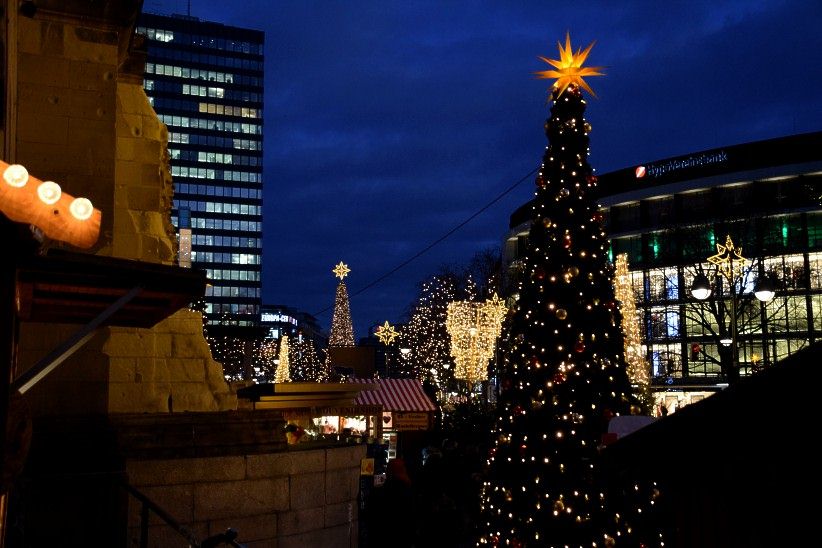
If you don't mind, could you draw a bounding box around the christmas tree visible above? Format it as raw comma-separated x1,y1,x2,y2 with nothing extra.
478,34,654,546
614,253,653,413
274,335,291,383
329,261,355,347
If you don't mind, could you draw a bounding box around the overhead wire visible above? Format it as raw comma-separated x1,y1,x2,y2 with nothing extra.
313,164,539,317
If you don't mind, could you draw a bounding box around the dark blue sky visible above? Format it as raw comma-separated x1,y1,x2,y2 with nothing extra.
148,0,822,337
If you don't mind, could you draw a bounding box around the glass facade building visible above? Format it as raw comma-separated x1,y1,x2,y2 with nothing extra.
505,132,822,411
137,13,264,325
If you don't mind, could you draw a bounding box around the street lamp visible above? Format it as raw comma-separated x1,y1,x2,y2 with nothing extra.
690,235,775,384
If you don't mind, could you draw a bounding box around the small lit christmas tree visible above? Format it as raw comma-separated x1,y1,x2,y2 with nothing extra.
291,338,322,381
478,34,657,546
614,253,653,413
328,261,355,347
274,335,291,383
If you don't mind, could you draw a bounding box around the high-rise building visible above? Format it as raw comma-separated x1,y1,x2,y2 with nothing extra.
137,13,264,325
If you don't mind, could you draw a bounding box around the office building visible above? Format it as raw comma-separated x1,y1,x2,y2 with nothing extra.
137,13,264,325
506,132,822,409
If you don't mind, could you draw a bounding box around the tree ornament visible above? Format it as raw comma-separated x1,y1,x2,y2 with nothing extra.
574,340,586,353
529,356,541,368
555,308,568,320
604,535,616,548
553,499,565,513
584,121,592,133
542,217,552,228
553,372,566,384
592,211,604,223
534,267,546,280
563,234,572,249
536,174,547,188
559,187,570,198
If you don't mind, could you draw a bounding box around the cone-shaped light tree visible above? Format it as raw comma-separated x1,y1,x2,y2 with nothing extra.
274,335,291,383
329,261,355,347
478,34,655,546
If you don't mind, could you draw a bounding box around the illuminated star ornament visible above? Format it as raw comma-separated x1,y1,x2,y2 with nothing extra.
535,32,604,97
374,321,399,345
332,261,351,280
708,235,747,278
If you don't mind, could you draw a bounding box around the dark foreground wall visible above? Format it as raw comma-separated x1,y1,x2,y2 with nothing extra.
602,342,821,548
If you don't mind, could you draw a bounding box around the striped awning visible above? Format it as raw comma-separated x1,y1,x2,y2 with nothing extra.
349,378,437,412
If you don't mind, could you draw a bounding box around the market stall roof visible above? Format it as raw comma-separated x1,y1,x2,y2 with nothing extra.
236,382,378,410
349,378,437,412
15,250,207,328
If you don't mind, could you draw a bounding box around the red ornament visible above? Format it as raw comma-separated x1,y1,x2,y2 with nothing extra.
529,356,540,368
586,174,598,184
563,235,572,249
553,372,566,384
574,340,585,353
513,405,524,415
534,267,545,280
535,174,546,188
592,212,604,223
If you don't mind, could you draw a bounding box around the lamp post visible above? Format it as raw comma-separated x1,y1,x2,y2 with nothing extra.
690,235,774,384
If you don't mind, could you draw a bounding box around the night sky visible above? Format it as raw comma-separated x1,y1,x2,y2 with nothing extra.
147,0,822,337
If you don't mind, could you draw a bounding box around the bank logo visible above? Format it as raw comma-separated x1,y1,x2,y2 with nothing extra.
635,165,646,178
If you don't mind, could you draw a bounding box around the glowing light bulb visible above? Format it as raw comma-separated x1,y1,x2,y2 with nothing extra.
3,164,29,187
69,197,94,220
37,181,61,204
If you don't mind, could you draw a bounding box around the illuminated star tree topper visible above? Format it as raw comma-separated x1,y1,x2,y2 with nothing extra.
374,321,399,345
535,32,604,97
332,261,351,280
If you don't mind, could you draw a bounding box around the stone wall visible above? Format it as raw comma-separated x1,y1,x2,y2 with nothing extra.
11,1,235,415
126,444,366,548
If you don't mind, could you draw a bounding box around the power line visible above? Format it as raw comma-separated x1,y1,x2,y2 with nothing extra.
313,165,538,317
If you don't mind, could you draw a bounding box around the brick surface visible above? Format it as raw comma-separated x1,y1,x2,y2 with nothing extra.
193,478,289,521
289,472,325,510
325,467,358,505
324,501,355,528
128,456,247,486
207,513,277,543
326,444,367,470
276,507,324,537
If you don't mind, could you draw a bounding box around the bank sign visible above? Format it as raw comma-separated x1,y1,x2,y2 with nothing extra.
635,150,729,179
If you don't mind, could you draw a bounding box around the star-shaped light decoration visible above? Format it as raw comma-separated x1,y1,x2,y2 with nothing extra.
535,32,604,98
332,261,351,280
708,235,747,279
374,321,399,345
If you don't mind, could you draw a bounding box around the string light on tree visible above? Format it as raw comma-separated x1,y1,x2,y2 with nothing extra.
477,34,661,547
274,335,291,383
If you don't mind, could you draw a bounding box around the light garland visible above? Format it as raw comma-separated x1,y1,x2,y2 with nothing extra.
446,294,507,382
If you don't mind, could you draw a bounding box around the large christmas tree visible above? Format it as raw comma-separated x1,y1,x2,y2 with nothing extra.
478,35,650,547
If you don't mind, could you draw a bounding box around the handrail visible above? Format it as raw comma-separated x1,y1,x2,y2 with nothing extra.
122,482,201,547
122,482,245,547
